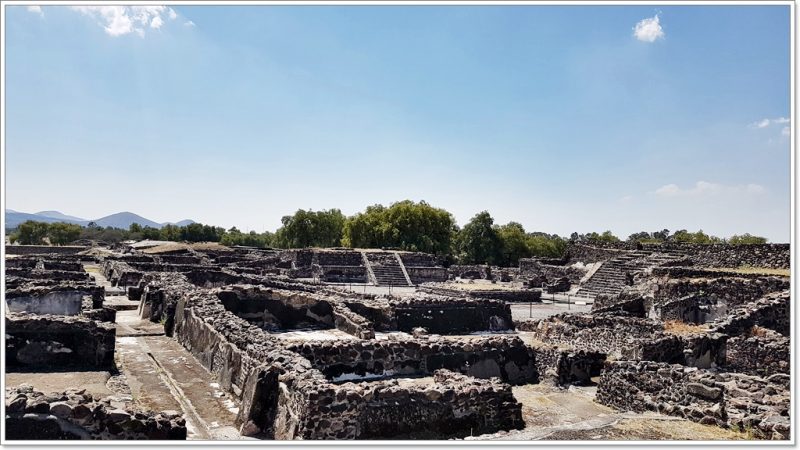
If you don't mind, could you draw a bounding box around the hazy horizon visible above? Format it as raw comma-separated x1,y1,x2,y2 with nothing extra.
5,5,792,242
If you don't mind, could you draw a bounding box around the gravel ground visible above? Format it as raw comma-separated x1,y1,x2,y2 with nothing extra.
510,302,591,321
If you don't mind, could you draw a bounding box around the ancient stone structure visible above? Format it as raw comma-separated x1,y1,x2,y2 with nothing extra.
597,361,789,439
4,240,791,441
5,385,187,440
6,313,115,369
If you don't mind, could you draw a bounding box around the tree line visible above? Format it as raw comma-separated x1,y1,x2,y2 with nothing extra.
7,199,769,266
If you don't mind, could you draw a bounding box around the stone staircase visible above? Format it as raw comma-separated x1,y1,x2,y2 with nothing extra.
575,250,682,299
362,252,412,286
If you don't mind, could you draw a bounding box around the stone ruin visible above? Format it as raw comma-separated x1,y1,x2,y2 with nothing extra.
3,250,189,440
3,240,792,441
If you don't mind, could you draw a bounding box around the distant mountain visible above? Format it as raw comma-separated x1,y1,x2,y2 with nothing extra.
162,219,196,227
35,211,88,223
93,212,162,229
5,210,197,230
6,211,73,228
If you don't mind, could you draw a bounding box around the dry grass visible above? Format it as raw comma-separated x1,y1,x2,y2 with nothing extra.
709,267,790,277
141,241,230,254
663,320,708,336
748,325,772,338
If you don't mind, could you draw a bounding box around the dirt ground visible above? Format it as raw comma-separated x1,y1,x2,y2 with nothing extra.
474,384,747,441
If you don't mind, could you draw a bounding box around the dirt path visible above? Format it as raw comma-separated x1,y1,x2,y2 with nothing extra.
114,310,247,440
473,384,746,441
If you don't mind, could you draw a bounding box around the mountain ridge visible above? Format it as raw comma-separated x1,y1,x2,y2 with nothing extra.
5,210,195,230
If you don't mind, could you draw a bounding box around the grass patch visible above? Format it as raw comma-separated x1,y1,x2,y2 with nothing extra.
708,267,790,277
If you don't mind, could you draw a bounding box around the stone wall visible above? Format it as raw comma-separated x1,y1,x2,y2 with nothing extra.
314,251,363,266
725,328,789,376
6,313,115,369
645,243,789,269
448,265,490,280
101,260,143,287
5,283,105,316
316,266,368,283
172,290,527,439
656,295,708,324
518,260,587,285
710,291,789,337
399,252,442,267
391,296,514,334
530,343,606,386
565,244,630,264
516,314,671,360
321,369,524,439
597,361,789,439
405,267,449,284
285,335,537,386
655,277,790,311
5,385,186,440
5,245,88,255
6,267,92,282
417,284,542,304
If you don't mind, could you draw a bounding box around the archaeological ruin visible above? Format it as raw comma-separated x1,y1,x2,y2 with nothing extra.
3,240,792,441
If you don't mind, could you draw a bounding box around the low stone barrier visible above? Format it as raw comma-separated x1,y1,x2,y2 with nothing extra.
6,313,115,369
597,361,789,439
5,385,187,440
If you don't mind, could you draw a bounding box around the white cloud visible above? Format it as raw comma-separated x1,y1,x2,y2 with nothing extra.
653,181,767,198
27,5,43,16
184,20,196,27
782,126,790,137
751,117,790,129
633,14,664,42
70,6,183,37
752,118,771,128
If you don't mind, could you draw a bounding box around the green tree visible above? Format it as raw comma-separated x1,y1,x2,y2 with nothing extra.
527,233,568,259
274,209,346,248
14,221,50,245
141,226,161,240
671,229,723,244
728,233,768,245
496,222,532,266
129,223,143,233
342,200,456,254
160,224,181,241
455,211,502,265
47,222,82,245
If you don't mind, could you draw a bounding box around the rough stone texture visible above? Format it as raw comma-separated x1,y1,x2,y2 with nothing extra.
6,267,92,282
101,260,143,287
591,292,647,318
6,313,115,369
725,328,789,377
654,277,789,311
710,291,789,337
448,265,491,280
529,343,605,386
597,361,789,440
516,314,677,361
171,288,530,439
286,335,537,385
6,245,88,255
518,259,587,286
5,385,187,440
391,296,514,334
418,284,541,304
565,242,789,270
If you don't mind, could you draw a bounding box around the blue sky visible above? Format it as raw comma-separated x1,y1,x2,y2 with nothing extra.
5,4,792,241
